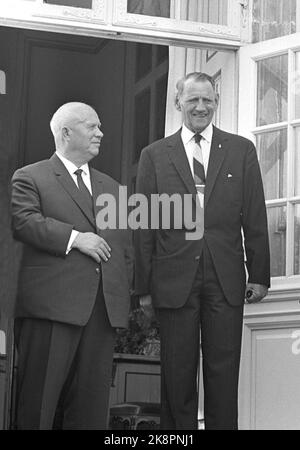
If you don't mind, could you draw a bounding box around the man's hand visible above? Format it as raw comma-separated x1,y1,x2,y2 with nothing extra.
139,294,155,320
72,232,111,263
245,283,268,304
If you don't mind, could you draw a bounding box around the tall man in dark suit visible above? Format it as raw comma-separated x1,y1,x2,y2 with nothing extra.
135,73,270,430
11,102,133,429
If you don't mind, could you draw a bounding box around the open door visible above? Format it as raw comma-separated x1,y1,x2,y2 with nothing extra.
238,33,300,430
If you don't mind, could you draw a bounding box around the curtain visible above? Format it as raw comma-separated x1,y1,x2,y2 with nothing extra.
44,0,93,8
127,0,170,18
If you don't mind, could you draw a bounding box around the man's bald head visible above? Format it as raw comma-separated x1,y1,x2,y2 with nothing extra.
50,102,97,143
50,102,103,167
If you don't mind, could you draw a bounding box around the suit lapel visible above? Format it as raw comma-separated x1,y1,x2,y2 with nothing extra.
166,130,197,196
205,126,228,207
50,153,95,227
90,167,103,212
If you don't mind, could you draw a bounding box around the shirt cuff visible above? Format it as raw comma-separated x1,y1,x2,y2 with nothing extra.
66,230,79,255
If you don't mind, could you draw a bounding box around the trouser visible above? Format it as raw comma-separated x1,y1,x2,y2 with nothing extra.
156,244,244,430
14,285,115,430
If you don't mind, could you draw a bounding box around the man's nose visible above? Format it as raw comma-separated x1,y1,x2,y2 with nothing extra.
195,99,206,110
96,128,104,138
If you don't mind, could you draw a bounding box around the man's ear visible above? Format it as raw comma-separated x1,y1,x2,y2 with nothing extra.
175,95,181,111
62,126,71,140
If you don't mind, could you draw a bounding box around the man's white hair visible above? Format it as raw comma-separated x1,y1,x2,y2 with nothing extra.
50,102,95,143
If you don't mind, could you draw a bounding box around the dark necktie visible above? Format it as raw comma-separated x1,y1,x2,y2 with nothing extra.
74,168,93,212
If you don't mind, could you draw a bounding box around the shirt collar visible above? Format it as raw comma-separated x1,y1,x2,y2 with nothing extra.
201,123,213,144
56,152,90,177
181,123,213,145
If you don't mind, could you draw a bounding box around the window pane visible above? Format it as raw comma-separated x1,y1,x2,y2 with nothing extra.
180,0,227,25
252,0,296,43
136,44,152,82
155,73,168,141
267,206,286,277
156,45,168,66
133,88,150,163
127,0,170,18
295,53,300,119
257,55,288,126
257,129,287,200
294,204,300,275
294,128,300,196
44,0,92,7
0,71,6,95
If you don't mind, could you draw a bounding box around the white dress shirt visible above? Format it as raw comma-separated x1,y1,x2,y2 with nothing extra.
180,122,213,177
56,152,92,194
55,152,93,253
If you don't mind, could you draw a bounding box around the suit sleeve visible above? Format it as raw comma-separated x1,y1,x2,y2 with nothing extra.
11,168,73,256
121,226,134,295
242,141,270,287
134,148,156,296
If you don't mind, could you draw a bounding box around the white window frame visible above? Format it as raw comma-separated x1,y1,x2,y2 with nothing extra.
0,0,107,24
0,330,5,355
0,0,247,50
34,0,106,23
113,0,242,41
0,70,6,94
239,33,300,298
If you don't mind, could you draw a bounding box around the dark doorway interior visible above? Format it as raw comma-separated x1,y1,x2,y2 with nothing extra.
0,25,168,429
1,27,168,181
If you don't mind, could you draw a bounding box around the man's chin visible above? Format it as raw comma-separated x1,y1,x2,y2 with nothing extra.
88,148,100,159
193,122,208,132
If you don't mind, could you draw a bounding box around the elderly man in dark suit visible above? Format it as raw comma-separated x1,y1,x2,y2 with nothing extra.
11,102,133,430
135,72,270,430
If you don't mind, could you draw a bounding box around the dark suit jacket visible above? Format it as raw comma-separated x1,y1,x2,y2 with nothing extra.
11,154,133,328
135,126,270,308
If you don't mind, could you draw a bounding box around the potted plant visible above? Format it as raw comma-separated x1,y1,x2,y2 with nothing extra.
110,301,161,407
114,305,160,357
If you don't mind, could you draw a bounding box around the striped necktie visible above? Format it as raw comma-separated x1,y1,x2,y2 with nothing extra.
193,133,205,191
193,133,205,239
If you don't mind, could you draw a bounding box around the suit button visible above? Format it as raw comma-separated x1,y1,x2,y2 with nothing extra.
195,256,200,261
96,267,100,274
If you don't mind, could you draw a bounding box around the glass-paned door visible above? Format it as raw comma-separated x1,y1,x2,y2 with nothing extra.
239,34,300,432
121,42,169,190
239,33,300,290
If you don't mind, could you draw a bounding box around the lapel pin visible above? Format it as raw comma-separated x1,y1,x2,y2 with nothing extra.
218,144,222,149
